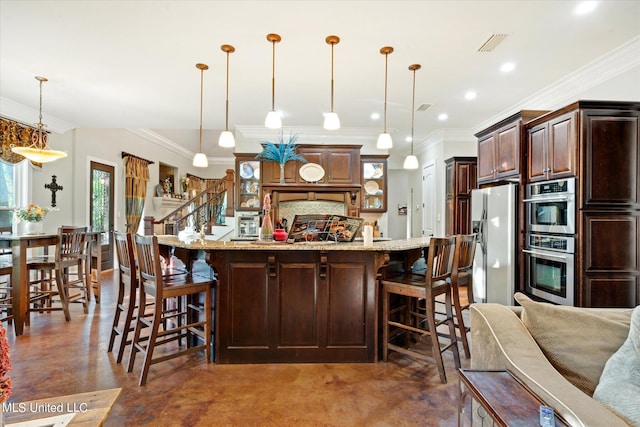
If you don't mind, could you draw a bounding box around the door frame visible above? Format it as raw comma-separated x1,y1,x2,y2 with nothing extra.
87,157,118,270
421,160,436,238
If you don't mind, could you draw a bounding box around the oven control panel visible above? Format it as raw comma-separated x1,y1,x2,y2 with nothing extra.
526,234,574,253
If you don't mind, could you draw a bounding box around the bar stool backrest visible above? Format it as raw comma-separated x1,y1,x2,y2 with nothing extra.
427,236,457,284
133,234,164,299
114,232,136,281
454,233,477,274
57,226,87,264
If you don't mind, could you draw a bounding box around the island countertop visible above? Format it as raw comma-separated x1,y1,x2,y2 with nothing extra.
156,235,431,252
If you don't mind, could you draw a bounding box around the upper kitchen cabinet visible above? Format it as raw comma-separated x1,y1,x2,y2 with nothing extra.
527,110,578,182
234,153,261,211
361,155,388,212
476,110,548,185
445,157,477,235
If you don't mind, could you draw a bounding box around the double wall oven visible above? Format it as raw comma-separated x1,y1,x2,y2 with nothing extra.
523,178,576,305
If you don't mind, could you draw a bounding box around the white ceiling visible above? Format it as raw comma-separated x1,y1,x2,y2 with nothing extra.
1,0,639,160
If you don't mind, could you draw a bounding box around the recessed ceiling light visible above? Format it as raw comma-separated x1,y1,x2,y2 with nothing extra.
500,62,516,73
370,112,380,120
465,91,477,100
575,1,597,15
405,136,412,143
438,113,448,121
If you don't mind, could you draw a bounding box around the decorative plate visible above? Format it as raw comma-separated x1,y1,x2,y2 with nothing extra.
372,166,383,178
253,167,260,180
299,163,325,182
363,163,374,179
240,163,254,179
364,180,380,195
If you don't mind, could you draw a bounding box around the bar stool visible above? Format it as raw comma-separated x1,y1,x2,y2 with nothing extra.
127,234,213,386
449,233,478,359
381,236,460,384
26,226,88,322
108,232,140,363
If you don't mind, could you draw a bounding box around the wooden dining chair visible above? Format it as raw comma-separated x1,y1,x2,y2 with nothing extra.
127,234,213,386
108,232,140,363
0,257,13,324
26,226,88,322
381,236,460,384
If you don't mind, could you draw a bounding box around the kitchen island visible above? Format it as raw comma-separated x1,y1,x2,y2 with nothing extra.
157,235,430,364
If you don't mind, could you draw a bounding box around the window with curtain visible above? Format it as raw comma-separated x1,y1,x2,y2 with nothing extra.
0,160,30,232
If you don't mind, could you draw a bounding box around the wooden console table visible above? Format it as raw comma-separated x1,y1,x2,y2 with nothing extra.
4,388,121,426
458,369,568,426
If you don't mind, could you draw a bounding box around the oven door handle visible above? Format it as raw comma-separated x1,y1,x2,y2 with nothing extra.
523,249,568,259
522,196,569,203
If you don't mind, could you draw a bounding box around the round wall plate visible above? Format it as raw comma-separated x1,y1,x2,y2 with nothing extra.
299,163,325,182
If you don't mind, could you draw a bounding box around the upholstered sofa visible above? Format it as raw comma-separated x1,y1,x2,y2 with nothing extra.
470,293,639,427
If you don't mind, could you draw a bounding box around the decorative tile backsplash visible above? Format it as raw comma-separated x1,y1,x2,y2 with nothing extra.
278,201,345,229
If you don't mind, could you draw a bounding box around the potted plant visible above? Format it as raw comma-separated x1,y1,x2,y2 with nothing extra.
15,203,53,235
256,131,306,184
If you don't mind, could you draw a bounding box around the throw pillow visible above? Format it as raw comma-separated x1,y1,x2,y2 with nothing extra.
514,292,630,396
593,306,640,426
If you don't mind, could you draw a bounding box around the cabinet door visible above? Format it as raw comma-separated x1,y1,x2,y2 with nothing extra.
548,111,577,179
361,157,387,212
477,135,496,183
296,148,326,183
527,124,548,182
495,123,520,179
456,197,472,235
456,162,476,196
327,149,359,184
236,157,261,211
261,160,297,185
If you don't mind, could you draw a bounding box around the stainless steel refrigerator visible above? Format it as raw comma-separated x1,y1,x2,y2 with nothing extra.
471,183,517,305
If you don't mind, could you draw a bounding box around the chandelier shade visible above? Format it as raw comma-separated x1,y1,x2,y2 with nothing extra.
219,44,236,148
377,46,394,149
193,63,209,168
265,33,282,129
403,64,421,170
11,76,67,163
323,35,341,130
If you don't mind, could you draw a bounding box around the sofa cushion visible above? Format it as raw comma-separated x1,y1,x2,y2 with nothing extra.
593,306,640,426
514,293,630,396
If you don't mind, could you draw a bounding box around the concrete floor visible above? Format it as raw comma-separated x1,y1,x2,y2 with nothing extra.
6,270,470,426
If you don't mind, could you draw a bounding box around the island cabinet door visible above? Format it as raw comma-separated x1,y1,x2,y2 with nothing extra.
214,250,378,363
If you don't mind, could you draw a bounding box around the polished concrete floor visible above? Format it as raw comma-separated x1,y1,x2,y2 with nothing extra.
7,270,470,426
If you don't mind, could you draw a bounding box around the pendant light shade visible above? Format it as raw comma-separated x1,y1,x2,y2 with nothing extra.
11,76,67,163
265,33,282,129
377,46,394,149
323,35,341,130
403,64,421,170
218,44,236,148
193,63,209,168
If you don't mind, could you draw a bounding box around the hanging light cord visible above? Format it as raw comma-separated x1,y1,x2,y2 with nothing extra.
410,67,416,154
271,39,276,111
36,77,47,148
330,41,335,112
225,50,230,130
383,52,389,133
199,67,204,152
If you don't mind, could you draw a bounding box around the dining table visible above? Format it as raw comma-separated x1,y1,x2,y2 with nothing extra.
0,230,103,336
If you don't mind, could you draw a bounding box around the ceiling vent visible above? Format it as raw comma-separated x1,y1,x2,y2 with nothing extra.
477,34,508,52
416,103,432,112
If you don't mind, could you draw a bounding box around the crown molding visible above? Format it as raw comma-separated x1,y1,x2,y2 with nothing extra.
473,36,640,134
0,96,78,133
235,125,385,143
125,128,231,165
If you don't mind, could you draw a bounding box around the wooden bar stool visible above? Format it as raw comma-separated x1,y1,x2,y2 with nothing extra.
127,234,213,386
381,236,460,384
108,232,140,363
26,226,89,322
0,258,13,324
449,233,478,359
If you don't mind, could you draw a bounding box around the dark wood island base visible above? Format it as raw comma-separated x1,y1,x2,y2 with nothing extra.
157,236,429,364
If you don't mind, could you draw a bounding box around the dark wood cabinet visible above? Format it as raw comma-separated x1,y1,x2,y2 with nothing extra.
361,155,388,212
445,157,477,235
234,153,261,211
527,111,577,182
476,111,548,185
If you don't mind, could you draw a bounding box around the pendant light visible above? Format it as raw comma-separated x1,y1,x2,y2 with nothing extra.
11,76,68,163
403,64,420,170
193,63,209,168
218,44,236,148
323,35,340,130
376,46,394,149
265,33,282,129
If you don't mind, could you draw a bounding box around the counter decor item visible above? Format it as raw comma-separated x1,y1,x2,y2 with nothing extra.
255,131,306,184
260,193,274,241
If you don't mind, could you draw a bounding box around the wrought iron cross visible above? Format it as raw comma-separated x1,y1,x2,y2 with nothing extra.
45,175,63,207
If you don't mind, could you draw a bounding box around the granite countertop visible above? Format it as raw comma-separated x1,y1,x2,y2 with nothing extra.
156,235,431,252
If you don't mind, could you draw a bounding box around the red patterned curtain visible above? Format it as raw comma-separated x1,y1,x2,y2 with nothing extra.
0,118,43,166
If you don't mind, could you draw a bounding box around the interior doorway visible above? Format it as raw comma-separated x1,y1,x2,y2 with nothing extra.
90,161,114,271
422,161,436,237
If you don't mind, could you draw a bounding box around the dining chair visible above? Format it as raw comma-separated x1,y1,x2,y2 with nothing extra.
381,236,460,384
26,226,88,322
0,257,13,324
127,234,213,386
